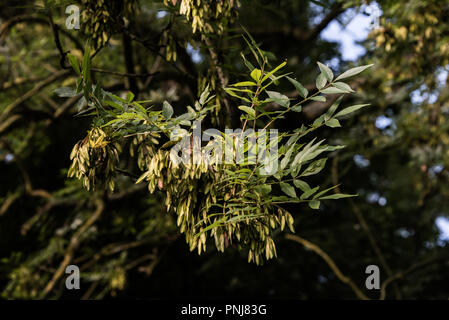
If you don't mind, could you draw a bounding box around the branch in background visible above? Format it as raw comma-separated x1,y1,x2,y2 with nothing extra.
0,69,71,123
380,255,449,300
204,37,238,128
0,114,22,134
248,3,344,42
122,31,138,94
1,75,47,90
46,5,70,70
0,15,46,41
107,184,146,201
286,233,369,300
128,29,196,91
53,94,82,118
40,198,105,299
0,191,22,216
304,3,344,41
142,42,165,91
91,67,159,78
332,156,402,300
0,139,52,200
21,197,80,235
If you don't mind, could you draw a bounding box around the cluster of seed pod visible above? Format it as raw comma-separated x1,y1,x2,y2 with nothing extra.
68,128,121,191
133,132,296,264
77,0,137,48
164,0,238,34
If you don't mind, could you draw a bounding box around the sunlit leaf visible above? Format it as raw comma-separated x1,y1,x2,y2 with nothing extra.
335,64,374,81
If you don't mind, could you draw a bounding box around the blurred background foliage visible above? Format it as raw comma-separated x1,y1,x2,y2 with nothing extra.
0,0,448,299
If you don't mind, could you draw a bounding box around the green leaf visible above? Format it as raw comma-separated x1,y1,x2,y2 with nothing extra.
225,87,252,94
280,182,297,198
292,138,324,168
286,76,308,98
326,145,345,151
317,62,333,82
255,184,272,196
325,118,341,128
310,96,326,102
224,88,251,103
126,91,135,102
332,82,354,93
67,53,80,75
316,73,327,90
75,96,87,112
324,96,343,119
321,87,348,94
199,86,210,105
313,185,340,199
293,179,311,193
266,91,290,107
162,101,174,119
261,61,287,82
305,146,327,162
54,87,76,97
301,158,327,176
335,64,374,81
300,186,319,199
291,105,302,112
104,100,123,110
241,52,255,71
319,193,357,200
308,200,320,209
312,114,325,127
334,104,370,118
230,81,257,87
238,105,256,118
250,68,262,82
280,144,295,170
82,43,91,84
187,105,196,117
101,118,124,127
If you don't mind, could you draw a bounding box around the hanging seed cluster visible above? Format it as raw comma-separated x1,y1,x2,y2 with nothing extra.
132,132,295,264
68,128,121,191
165,0,238,34
65,42,370,265
77,0,137,48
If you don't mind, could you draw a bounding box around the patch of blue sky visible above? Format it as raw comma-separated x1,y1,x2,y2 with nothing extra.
353,154,370,168
410,67,448,105
366,192,387,206
157,10,168,19
186,43,203,64
320,2,382,61
375,115,393,130
436,216,449,244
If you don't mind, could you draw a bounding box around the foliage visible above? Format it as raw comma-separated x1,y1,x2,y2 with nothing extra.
65,38,371,264
1,0,448,300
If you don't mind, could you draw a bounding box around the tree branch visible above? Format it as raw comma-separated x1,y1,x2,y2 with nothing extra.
0,69,71,123
380,255,449,300
332,156,402,299
304,3,344,41
40,198,105,299
286,233,369,300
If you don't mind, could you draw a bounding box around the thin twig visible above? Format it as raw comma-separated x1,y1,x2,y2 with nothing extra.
40,198,105,299
286,233,369,300
91,67,159,78
331,156,402,299
0,69,71,123
380,255,449,300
